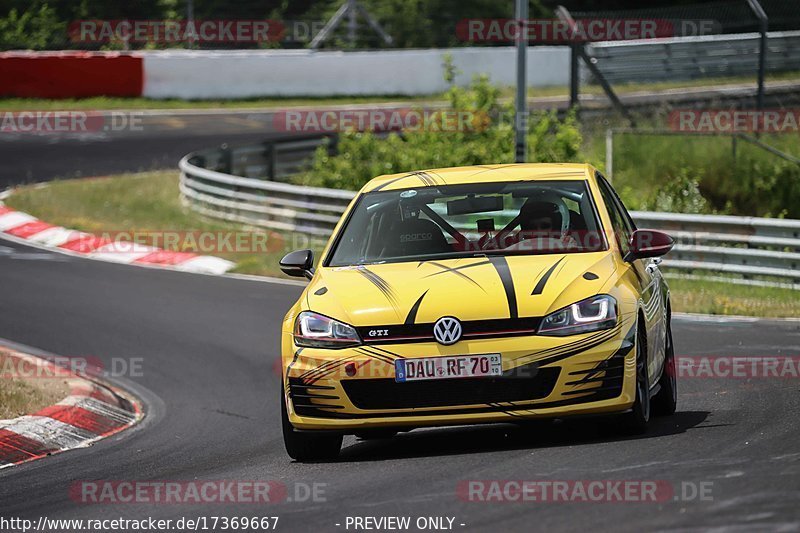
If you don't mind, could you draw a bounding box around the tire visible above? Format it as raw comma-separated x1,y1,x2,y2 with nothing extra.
620,320,650,434
652,310,677,416
281,385,342,462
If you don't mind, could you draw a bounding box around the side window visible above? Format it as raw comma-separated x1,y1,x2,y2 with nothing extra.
597,176,632,255
600,175,637,233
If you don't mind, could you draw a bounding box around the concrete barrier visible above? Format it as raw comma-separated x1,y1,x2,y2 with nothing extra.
141,47,570,99
0,51,143,98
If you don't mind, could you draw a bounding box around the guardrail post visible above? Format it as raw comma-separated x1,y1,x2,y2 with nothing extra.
220,144,232,174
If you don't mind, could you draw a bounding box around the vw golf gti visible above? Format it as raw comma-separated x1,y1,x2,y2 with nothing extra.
279,163,677,461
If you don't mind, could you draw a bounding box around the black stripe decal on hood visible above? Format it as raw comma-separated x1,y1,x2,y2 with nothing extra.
531,325,622,368
489,256,518,319
357,267,398,306
405,290,429,325
425,259,491,276
424,261,488,291
532,256,565,295
573,322,636,385
355,347,396,364
371,175,409,192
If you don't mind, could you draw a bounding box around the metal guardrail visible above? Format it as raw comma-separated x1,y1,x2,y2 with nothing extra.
179,138,800,287
179,134,352,236
583,30,800,84
631,211,800,284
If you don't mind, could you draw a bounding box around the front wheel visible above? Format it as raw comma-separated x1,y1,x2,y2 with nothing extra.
652,312,677,416
281,386,342,462
620,322,650,434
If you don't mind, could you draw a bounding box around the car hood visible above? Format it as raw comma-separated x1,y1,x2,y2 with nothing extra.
306,252,617,326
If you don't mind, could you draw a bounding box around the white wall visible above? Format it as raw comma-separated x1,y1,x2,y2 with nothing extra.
142,47,570,99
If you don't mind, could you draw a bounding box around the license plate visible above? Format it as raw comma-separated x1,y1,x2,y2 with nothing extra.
394,354,502,382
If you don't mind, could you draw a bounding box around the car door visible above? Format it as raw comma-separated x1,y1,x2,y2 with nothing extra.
596,174,666,386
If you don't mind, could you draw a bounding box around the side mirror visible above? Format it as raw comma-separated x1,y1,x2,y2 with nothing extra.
280,249,315,280
624,229,674,262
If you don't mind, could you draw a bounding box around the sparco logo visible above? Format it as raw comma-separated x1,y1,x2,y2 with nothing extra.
399,233,432,243
433,317,463,345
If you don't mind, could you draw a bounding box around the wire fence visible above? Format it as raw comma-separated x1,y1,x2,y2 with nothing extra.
5,0,800,51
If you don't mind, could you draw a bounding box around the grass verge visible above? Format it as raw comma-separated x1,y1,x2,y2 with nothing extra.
5,170,799,318
666,277,800,319
0,351,71,420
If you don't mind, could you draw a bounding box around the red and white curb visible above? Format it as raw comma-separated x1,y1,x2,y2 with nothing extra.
0,347,142,469
0,202,234,275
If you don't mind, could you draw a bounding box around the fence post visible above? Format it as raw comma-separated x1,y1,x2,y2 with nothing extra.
327,134,339,156
514,0,528,163
746,0,769,110
556,6,635,127
570,44,580,108
605,128,614,181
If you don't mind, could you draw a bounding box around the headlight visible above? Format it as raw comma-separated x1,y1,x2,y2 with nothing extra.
294,311,361,349
538,295,618,336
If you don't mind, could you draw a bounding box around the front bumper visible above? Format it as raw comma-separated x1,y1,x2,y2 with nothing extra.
283,315,637,431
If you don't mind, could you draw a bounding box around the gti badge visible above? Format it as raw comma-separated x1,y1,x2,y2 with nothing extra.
433,316,462,345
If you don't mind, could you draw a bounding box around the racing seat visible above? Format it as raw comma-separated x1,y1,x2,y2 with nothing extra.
506,197,578,251
381,217,451,257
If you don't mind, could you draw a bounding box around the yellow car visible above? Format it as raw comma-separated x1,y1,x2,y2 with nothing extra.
279,163,676,461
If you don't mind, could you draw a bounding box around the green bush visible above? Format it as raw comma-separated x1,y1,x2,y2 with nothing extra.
609,132,800,218
295,71,798,218
0,4,63,50
295,74,584,191
634,168,712,214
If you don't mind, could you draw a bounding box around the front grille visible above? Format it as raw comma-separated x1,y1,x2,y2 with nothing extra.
342,365,560,410
356,317,541,345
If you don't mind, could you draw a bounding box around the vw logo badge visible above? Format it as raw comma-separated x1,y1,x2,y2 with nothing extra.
433,316,462,345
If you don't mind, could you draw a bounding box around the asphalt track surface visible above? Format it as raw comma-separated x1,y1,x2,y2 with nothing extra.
1,101,800,531
1,237,799,532
0,112,287,187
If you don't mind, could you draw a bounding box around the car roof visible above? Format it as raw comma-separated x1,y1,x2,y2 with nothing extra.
360,163,596,193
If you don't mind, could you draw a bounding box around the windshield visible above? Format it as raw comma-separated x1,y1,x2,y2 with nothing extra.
326,180,606,267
